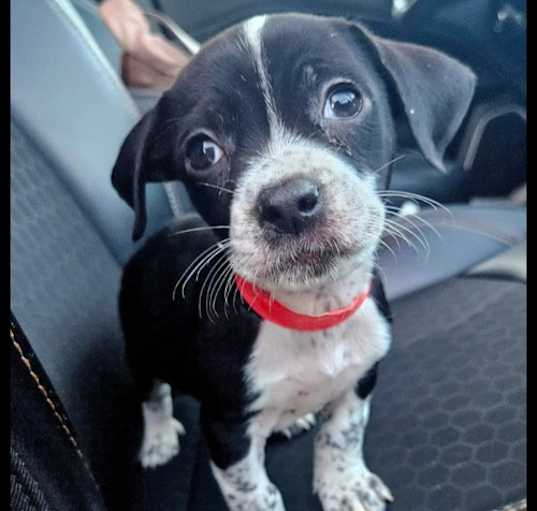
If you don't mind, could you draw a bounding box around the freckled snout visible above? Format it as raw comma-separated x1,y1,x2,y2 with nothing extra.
256,177,323,236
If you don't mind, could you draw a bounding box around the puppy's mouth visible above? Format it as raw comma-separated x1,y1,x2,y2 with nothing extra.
267,246,354,286
230,219,372,292
272,242,344,273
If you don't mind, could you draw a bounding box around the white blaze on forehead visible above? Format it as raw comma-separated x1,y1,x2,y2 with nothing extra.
243,15,281,137
243,15,266,52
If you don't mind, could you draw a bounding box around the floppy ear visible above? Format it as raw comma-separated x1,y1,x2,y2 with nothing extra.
111,105,176,241
355,25,477,171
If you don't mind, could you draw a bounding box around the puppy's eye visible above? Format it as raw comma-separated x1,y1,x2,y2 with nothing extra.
323,85,363,119
186,135,224,171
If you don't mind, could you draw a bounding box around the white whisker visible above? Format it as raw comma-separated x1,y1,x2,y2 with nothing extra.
377,239,398,261
373,154,406,173
177,240,231,300
378,190,453,218
384,218,429,258
198,249,231,321
172,240,223,301
386,210,443,241
167,225,231,238
433,222,516,246
197,182,236,195
208,253,233,319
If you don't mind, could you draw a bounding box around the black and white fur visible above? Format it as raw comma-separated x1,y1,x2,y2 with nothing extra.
112,13,475,511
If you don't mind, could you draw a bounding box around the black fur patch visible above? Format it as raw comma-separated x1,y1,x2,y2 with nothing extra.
201,409,253,469
356,363,379,399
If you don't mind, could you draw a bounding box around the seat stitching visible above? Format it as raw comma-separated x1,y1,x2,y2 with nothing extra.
10,327,101,495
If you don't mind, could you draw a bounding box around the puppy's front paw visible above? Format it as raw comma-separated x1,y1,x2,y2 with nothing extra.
139,417,185,469
225,483,286,511
315,465,393,511
275,413,317,439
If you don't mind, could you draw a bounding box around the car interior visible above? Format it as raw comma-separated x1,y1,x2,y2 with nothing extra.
10,1,526,510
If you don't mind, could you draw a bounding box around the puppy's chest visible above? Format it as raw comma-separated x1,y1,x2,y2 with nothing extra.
245,300,391,434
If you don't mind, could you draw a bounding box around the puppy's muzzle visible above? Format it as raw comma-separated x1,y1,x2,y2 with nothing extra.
256,177,323,236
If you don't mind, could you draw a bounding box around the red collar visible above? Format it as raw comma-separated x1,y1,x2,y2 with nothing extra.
234,274,370,332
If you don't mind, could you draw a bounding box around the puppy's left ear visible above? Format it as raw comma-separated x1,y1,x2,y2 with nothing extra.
355,24,477,171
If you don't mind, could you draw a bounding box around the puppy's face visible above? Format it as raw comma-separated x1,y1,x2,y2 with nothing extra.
112,13,476,292
226,15,395,291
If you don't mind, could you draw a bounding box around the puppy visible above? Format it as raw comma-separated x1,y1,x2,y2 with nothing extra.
111,13,475,511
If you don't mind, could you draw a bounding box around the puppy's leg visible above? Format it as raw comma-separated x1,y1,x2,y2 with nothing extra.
139,379,185,468
314,389,393,511
204,415,285,511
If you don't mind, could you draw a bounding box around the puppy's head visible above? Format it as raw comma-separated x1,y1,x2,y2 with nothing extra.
112,13,476,292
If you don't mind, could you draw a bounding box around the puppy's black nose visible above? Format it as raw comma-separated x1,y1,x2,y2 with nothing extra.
257,177,322,235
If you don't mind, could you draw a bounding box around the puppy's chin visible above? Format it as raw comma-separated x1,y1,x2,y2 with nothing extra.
231,234,379,293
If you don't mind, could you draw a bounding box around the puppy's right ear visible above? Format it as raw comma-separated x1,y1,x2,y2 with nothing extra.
112,106,175,241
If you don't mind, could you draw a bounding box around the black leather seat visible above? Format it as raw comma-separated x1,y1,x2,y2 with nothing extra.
10,1,526,510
